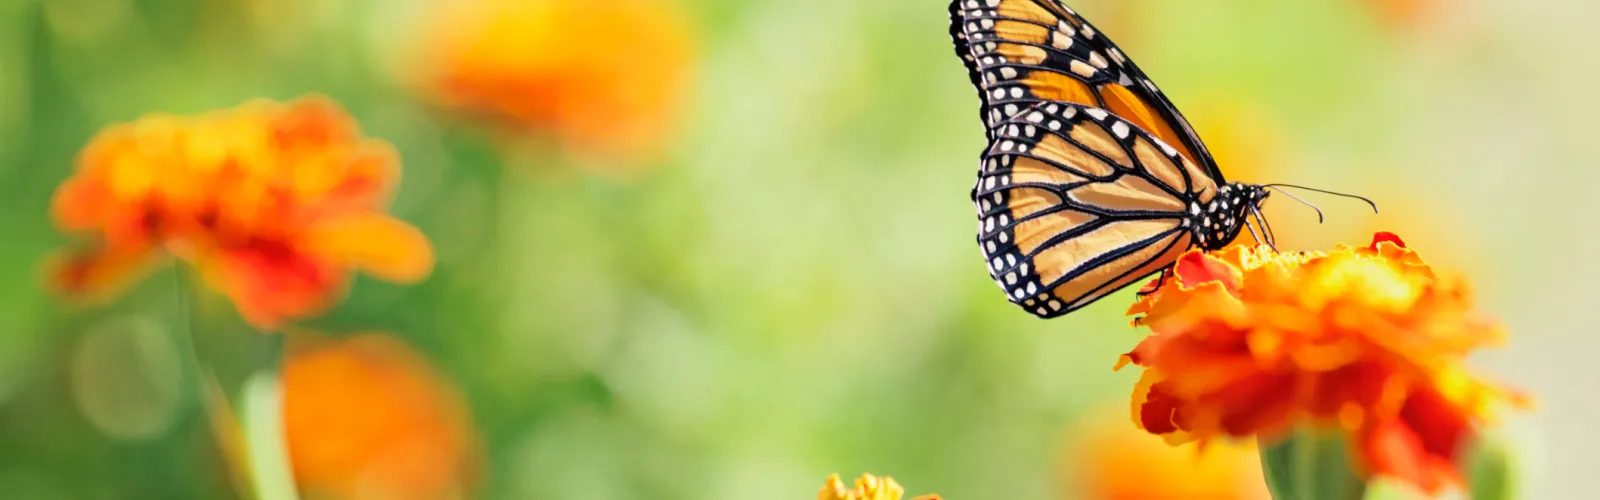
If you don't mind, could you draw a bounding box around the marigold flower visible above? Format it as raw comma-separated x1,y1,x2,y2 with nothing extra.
415,0,694,165
282,332,479,500
819,473,941,500
1117,233,1526,495
1061,403,1270,500
48,96,434,330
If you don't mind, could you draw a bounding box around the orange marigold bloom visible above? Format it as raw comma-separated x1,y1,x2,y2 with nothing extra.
416,0,694,164
819,473,941,500
1117,233,1526,495
283,332,480,500
48,96,434,330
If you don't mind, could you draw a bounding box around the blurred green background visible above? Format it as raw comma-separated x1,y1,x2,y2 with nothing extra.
0,0,1577,498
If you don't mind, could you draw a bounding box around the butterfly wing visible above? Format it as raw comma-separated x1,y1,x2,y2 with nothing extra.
975,101,1215,318
949,0,1223,183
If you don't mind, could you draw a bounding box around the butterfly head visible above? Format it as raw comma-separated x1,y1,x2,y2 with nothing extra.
1190,183,1269,250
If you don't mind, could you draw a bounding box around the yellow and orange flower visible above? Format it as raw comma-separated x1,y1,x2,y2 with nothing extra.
819,473,941,500
1061,403,1270,500
1117,233,1526,494
413,0,695,166
283,332,480,500
48,96,434,330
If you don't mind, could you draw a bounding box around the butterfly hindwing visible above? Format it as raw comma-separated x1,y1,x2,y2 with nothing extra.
973,100,1216,318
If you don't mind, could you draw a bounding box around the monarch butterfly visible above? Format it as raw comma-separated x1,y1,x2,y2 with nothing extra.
948,0,1370,318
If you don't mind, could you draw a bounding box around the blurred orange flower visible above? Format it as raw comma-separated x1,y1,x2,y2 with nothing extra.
1117,233,1526,494
1061,403,1270,500
416,0,695,164
48,96,434,330
1358,0,1433,32
819,473,940,500
283,332,479,500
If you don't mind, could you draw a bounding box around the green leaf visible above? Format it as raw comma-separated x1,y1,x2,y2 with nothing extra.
1362,478,1424,500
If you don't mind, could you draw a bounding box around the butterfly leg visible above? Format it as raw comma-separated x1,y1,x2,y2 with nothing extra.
1137,268,1172,297
1249,205,1278,251
1245,217,1265,245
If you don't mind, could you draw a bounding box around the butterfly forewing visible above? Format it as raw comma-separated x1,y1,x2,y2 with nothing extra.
948,0,1222,181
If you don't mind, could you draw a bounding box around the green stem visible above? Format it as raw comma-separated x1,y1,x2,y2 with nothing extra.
242,372,299,500
171,268,300,500
170,267,206,376
1259,428,1367,500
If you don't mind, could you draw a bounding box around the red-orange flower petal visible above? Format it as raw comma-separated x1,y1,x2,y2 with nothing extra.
1370,231,1407,250
1172,250,1243,291
305,213,435,283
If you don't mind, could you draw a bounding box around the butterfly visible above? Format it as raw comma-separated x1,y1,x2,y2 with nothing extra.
949,0,1364,319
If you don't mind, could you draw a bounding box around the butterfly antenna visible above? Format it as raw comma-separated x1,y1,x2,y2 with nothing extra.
1264,186,1326,224
1263,184,1380,214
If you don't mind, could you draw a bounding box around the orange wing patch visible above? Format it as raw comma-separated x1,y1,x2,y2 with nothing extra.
1011,208,1099,256
993,43,1051,66
1020,71,1097,108
1130,136,1214,199
1132,137,1186,194
1005,186,1068,221
1031,219,1181,285
1029,135,1112,177
1056,231,1191,310
995,0,1059,24
1008,156,1090,186
1100,84,1196,165
1066,121,1132,170
993,20,1050,44
1067,175,1185,213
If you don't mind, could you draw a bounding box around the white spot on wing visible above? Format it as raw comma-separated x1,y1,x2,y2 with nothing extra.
1089,52,1109,69
1069,60,1096,78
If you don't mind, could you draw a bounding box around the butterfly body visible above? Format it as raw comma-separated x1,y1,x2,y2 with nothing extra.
951,0,1271,318
1193,183,1270,250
